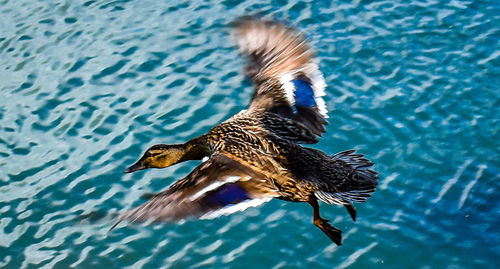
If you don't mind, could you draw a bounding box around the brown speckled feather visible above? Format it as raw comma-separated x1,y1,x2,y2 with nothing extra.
116,18,379,246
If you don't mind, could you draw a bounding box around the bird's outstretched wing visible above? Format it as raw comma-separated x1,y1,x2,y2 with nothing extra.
111,153,277,229
233,17,328,136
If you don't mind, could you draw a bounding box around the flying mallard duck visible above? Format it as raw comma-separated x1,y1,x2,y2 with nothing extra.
113,17,378,246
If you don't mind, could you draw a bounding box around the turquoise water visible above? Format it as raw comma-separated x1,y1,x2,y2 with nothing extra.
1,0,499,268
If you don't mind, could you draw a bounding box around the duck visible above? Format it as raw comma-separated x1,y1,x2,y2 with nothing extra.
112,17,378,246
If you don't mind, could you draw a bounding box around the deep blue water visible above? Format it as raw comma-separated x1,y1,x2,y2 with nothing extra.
1,0,499,268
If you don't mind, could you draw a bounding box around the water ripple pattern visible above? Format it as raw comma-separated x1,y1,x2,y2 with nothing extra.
0,0,499,268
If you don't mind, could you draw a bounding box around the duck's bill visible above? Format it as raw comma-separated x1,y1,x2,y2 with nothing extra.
124,162,146,173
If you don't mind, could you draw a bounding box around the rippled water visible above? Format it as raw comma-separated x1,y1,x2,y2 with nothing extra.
1,0,499,268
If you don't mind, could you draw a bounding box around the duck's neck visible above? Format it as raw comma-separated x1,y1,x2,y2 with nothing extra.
177,136,210,163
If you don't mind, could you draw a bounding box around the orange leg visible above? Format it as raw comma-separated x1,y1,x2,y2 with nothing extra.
308,197,342,246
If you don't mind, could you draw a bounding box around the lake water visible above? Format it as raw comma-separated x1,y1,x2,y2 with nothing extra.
0,0,499,268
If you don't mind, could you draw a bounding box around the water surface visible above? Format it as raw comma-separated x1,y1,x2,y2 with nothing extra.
0,0,499,268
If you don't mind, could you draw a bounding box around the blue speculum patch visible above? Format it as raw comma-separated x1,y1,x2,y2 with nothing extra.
292,78,316,107
206,184,249,205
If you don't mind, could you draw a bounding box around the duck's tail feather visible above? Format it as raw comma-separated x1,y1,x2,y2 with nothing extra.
331,150,379,189
315,150,378,206
233,17,328,136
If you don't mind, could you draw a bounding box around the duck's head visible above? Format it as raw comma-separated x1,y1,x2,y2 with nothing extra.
124,144,186,173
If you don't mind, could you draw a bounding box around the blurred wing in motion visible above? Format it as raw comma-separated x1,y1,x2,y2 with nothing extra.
233,17,328,136
111,153,278,229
